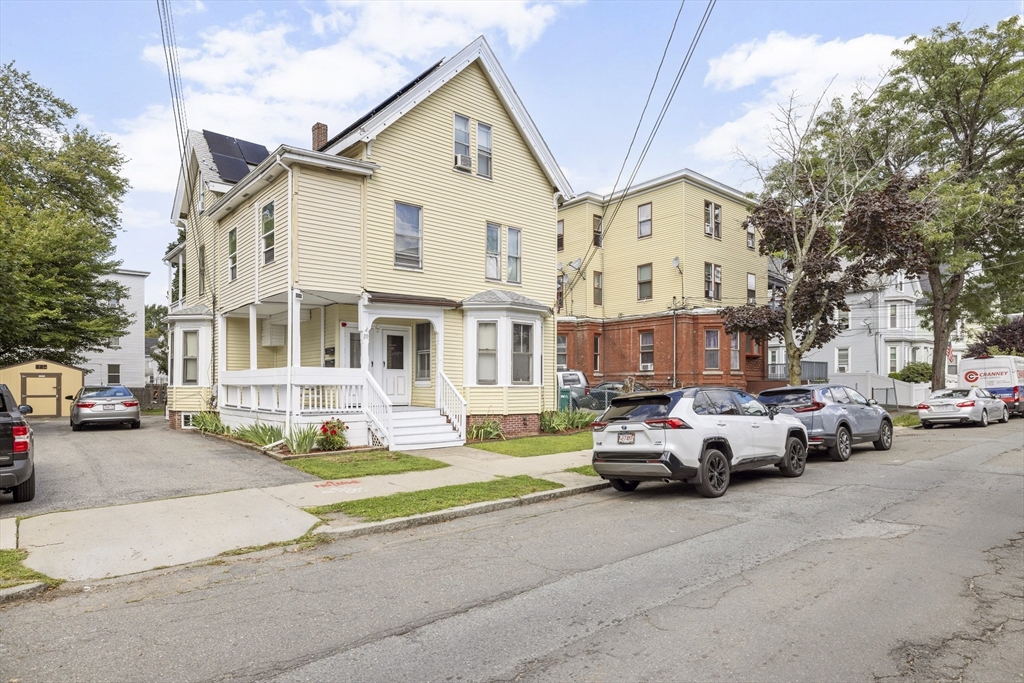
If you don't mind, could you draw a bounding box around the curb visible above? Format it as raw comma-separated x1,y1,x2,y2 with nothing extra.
0,582,48,604
315,480,610,540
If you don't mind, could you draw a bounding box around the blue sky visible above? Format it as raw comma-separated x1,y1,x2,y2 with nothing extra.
1,0,1019,305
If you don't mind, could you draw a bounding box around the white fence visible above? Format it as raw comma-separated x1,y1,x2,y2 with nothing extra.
832,372,931,409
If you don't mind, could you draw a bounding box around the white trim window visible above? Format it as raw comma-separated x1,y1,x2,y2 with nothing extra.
556,335,567,370
640,331,654,370
395,202,423,269
183,330,199,385
454,113,470,165
593,214,603,247
477,321,498,385
747,222,755,249
889,346,898,373
705,262,722,301
731,333,740,371
889,304,898,328
836,348,850,373
415,322,431,382
512,322,533,384
704,329,720,369
593,334,601,373
477,122,492,178
638,202,652,238
227,229,237,281
261,201,275,265
198,245,206,296
838,308,850,330
556,219,564,252
637,263,652,301
593,271,603,306
556,274,565,311
747,273,757,305
507,227,521,284
705,200,722,239
485,222,501,280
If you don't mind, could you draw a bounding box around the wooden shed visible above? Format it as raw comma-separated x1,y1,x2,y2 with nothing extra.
0,358,85,418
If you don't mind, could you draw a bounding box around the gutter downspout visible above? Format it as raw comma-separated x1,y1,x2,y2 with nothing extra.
275,156,294,437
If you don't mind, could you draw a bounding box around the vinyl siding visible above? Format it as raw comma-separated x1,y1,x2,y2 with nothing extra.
295,167,362,294
410,323,436,408
557,199,605,318
169,386,211,412
443,309,464,389
225,316,250,371
300,308,324,367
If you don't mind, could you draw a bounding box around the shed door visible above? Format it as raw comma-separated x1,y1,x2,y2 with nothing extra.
22,373,62,417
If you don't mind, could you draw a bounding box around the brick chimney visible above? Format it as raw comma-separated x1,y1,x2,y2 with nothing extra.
312,122,328,151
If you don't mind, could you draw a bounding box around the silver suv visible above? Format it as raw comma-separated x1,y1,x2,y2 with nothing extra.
757,384,893,461
592,387,808,498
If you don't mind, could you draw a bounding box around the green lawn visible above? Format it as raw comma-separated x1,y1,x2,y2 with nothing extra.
892,413,921,427
141,408,165,416
285,450,449,480
564,465,599,477
469,431,593,457
305,475,563,521
0,549,61,589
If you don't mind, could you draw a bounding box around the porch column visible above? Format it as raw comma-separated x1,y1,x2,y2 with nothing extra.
249,304,258,412
166,261,173,306
216,313,225,406
434,313,445,408
358,294,371,375
291,292,302,368
176,252,184,303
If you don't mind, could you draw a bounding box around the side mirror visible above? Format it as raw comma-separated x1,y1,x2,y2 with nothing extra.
767,405,780,419
19,405,33,414
867,398,878,406
65,395,75,401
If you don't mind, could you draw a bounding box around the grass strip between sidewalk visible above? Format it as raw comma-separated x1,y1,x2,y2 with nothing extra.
469,431,592,457
306,475,563,522
892,413,921,427
0,549,62,589
285,450,449,479
565,465,599,477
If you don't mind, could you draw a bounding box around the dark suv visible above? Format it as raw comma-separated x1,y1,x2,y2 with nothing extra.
0,384,35,502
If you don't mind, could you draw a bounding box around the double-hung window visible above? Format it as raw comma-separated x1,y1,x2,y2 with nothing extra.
507,227,521,284
107,364,121,385
555,274,564,310
182,330,199,385
261,202,275,265
512,323,533,384
705,329,720,369
638,203,652,238
415,323,431,382
889,346,898,372
705,263,722,301
485,222,501,280
637,263,653,301
593,271,603,306
838,309,850,330
395,202,422,268
227,229,237,281
593,215,603,247
747,222,755,249
477,322,497,385
556,219,564,251
477,122,492,178
639,332,654,370
747,273,756,305
889,304,898,328
454,114,470,166
705,201,721,239
593,334,601,373
837,348,850,373
556,335,567,370
198,245,206,296
731,333,740,371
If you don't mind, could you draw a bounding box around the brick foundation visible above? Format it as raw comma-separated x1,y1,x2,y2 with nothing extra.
469,413,541,438
168,410,184,430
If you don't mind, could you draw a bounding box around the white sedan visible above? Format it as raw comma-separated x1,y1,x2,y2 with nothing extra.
918,388,1009,428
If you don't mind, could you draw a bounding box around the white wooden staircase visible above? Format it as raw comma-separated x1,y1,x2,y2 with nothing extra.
390,407,464,450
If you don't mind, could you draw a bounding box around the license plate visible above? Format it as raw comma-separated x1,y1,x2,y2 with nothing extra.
934,405,953,412
103,404,115,411
617,433,635,445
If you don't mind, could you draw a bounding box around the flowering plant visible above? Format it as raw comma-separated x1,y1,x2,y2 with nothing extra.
316,417,348,451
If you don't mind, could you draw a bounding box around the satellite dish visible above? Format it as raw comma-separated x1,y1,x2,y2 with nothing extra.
672,256,680,269
569,258,582,270
556,262,563,272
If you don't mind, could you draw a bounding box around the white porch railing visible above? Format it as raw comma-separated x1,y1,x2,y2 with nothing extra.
363,372,393,448
439,371,466,441
220,367,367,415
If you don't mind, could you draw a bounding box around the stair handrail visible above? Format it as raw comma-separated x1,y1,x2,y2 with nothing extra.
438,371,467,441
363,372,393,448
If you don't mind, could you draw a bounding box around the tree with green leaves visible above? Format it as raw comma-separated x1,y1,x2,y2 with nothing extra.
145,304,169,376
877,18,1024,389
0,62,131,367
966,317,1024,358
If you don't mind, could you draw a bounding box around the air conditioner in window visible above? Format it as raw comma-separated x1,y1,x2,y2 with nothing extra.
837,366,848,373
640,363,654,372
454,154,473,171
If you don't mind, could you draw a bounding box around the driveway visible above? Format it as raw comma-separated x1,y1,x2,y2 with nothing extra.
0,417,315,518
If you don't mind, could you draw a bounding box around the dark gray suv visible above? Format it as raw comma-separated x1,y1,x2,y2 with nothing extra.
758,384,893,461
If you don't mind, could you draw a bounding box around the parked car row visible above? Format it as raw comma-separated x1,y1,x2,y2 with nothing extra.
592,383,895,498
0,383,35,503
917,387,1009,428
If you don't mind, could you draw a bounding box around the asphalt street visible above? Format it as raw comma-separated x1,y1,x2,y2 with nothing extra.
1,420,1021,682
0,417,314,517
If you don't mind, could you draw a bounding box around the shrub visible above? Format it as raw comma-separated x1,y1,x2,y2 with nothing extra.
315,418,348,452
468,419,504,441
541,409,596,433
191,411,230,435
233,422,283,446
285,425,319,454
889,361,932,383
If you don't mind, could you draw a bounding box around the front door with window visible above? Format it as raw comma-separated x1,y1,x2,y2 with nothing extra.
372,327,411,405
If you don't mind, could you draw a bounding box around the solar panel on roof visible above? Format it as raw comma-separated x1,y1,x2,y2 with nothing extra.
236,139,270,166
210,153,251,183
202,130,242,158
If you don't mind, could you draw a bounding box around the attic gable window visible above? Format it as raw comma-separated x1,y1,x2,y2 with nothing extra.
395,202,423,269
261,202,275,265
477,122,492,178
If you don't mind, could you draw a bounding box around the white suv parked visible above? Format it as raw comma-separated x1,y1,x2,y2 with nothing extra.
592,387,808,497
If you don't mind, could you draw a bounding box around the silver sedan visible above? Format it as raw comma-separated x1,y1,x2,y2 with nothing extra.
68,386,142,431
918,388,1009,428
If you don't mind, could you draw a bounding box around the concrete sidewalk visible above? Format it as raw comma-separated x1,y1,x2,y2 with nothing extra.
15,447,595,582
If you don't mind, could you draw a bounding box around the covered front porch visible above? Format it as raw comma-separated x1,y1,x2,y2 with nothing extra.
215,290,466,450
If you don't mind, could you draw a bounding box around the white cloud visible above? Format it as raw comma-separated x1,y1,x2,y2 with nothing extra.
692,31,906,170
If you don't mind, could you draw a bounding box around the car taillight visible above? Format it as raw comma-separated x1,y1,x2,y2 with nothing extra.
591,421,607,432
76,402,95,408
12,425,29,453
917,403,930,410
792,401,826,413
584,387,590,395
1014,386,1020,401
956,401,976,408
122,401,139,408
644,418,691,429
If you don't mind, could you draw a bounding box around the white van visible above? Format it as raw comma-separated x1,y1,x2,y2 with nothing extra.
959,355,1024,417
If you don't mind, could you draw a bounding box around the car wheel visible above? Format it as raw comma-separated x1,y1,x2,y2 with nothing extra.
696,449,730,498
977,410,989,427
779,437,806,478
922,422,934,429
71,421,83,432
12,469,35,503
828,426,852,462
131,420,141,429
608,478,639,492
997,407,1009,424
873,420,893,451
